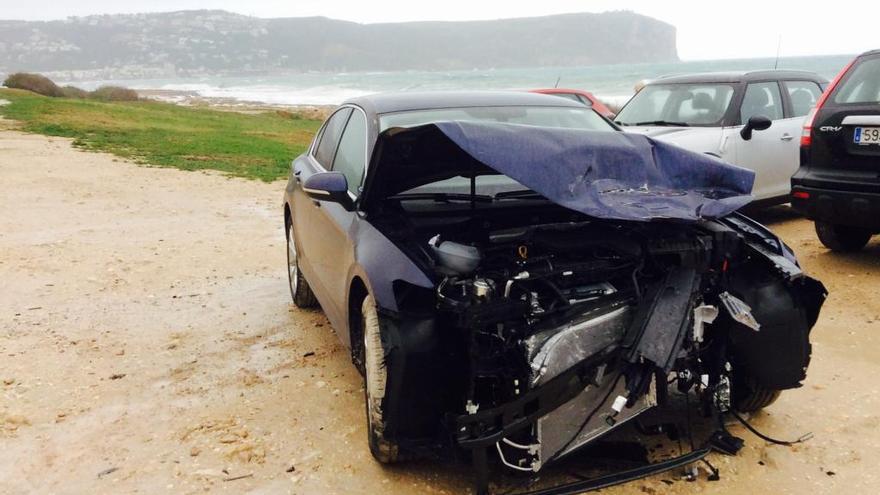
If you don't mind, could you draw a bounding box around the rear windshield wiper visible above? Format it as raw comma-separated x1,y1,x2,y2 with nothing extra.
630,120,690,127
387,193,493,203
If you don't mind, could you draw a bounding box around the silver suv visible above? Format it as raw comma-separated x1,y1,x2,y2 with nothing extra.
616,70,828,204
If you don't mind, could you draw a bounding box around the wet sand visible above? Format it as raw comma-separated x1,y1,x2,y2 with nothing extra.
1,127,880,494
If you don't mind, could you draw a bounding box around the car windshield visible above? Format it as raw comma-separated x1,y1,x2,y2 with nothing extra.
615,83,736,126
378,106,615,200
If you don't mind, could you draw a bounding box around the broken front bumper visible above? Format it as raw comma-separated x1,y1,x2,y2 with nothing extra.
452,358,709,495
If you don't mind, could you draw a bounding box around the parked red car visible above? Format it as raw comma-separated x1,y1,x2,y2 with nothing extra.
530,88,615,119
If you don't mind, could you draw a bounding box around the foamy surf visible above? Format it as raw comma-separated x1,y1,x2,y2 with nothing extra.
63,54,850,109
158,83,372,106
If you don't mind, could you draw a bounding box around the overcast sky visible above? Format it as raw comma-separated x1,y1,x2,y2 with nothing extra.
3,1,876,60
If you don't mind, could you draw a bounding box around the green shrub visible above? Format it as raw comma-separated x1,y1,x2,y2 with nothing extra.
89,86,140,102
2,73,64,97
61,85,89,98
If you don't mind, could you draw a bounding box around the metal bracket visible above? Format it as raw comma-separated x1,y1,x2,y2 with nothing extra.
719,292,760,331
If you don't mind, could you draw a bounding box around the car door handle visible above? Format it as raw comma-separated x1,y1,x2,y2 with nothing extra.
780,134,794,141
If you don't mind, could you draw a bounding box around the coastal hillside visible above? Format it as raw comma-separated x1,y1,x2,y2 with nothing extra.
0,10,678,79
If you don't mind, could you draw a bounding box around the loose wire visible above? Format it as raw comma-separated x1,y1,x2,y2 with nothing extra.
730,410,813,446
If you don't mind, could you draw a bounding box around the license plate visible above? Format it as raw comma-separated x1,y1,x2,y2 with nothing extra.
854,127,880,145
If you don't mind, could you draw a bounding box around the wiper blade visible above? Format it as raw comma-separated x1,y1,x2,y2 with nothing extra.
493,189,547,200
630,120,690,127
387,193,493,203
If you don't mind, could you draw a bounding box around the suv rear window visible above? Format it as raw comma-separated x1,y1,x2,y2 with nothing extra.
833,56,880,104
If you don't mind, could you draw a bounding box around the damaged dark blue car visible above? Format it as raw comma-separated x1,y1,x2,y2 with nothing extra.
282,92,826,494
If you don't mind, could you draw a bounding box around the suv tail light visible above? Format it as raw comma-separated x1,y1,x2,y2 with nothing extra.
800,108,817,147
801,58,857,147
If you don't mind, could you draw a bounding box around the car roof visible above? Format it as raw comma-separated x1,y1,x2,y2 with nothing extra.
343,90,583,116
858,49,880,58
530,88,592,95
647,70,828,85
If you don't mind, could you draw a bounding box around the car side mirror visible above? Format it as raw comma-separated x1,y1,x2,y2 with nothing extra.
303,172,354,210
740,115,772,141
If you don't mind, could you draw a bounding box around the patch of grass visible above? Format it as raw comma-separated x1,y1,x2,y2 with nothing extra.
0,88,322,181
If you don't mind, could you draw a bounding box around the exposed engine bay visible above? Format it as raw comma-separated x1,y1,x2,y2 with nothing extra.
377,207,826,491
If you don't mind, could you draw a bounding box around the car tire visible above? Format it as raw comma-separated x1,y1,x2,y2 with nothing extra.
361,295,401,464
286,218,318,308
815,221,872,252
733,374,782,412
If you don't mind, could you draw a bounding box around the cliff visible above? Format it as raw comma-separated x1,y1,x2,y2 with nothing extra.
0,10,678,79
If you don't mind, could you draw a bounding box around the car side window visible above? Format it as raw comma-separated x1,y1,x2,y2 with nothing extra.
784,81,822,118
313,108,353,168
332,109,367,194
740,82,784,123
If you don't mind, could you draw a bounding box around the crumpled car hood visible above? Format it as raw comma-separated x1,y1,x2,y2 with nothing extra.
364,121,755,222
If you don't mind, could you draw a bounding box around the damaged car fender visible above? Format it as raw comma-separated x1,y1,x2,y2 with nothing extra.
720,214,827,394
347,216,434,314
346,219,457,448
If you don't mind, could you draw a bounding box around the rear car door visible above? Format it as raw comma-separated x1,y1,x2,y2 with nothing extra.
292,107,352,300
734,81,790,200
810,54,880,187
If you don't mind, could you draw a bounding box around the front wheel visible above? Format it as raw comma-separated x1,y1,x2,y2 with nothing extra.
286,219,317,308
733,374,782,412
815,221,872,252
362,295,401,464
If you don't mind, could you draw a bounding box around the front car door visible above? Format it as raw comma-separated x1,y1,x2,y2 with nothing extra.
733,81,790,201
291,107,352,304
307,107,369,340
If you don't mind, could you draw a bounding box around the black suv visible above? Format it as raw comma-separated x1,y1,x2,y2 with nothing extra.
792,50,880,251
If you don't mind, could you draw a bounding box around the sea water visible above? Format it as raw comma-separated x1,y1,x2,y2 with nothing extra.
69,54,853,107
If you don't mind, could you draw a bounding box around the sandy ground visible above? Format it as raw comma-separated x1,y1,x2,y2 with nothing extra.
2,126,880,495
